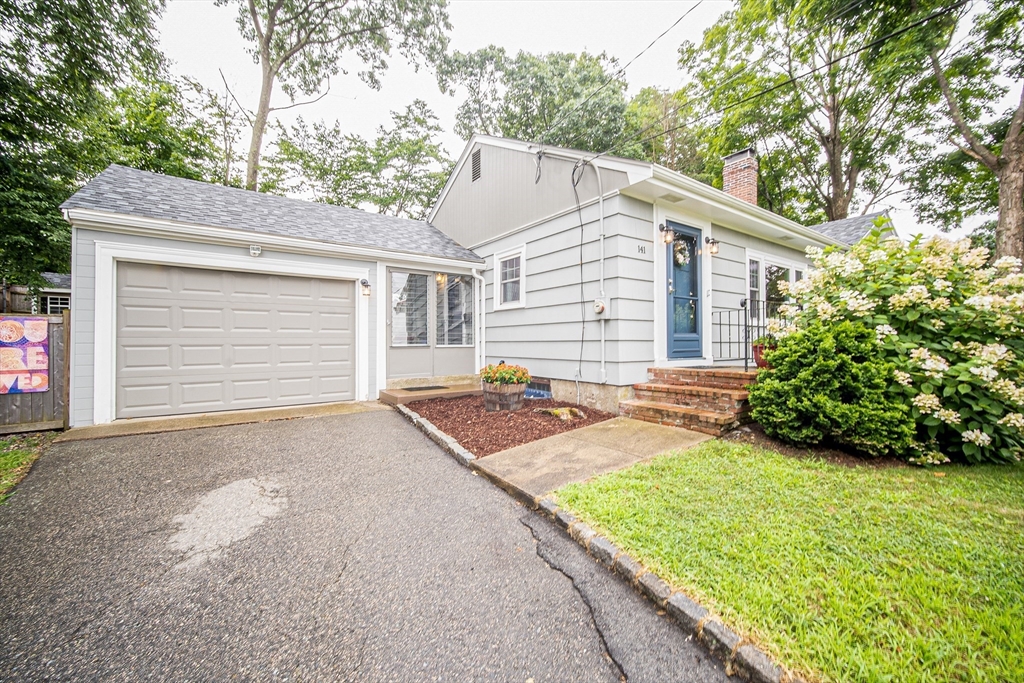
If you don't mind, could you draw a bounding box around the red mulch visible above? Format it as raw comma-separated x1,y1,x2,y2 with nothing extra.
408,395,616,457
722,422,909,469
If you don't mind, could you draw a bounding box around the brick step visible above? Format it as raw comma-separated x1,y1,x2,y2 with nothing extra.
619,400,748,437
647,367,758,390
633,383,750,412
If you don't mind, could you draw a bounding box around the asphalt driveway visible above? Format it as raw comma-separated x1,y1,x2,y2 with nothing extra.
0,410,728,682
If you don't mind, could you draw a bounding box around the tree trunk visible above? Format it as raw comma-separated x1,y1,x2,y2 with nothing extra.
245,66,276,191
995,140,1024,260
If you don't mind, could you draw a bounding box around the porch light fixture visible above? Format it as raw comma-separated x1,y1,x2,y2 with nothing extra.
704,236,720,255
360,278,371,296
659,223,675,245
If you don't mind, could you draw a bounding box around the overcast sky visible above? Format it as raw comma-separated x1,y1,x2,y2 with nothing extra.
158,0,976,239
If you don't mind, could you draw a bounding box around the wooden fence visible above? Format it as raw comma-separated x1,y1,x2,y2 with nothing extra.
1,311,70,435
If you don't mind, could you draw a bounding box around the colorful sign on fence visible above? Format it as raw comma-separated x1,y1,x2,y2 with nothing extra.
0,316,50,394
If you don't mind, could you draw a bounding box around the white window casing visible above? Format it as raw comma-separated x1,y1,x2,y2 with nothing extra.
494,245,526,310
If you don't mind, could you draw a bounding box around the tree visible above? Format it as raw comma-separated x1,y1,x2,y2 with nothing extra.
677,0,918,224
80,77,221,182
0,0,164,286
869,0,1023,259
267,100,450,219
215,0,451,191
447,47,631,153
620,87,711,182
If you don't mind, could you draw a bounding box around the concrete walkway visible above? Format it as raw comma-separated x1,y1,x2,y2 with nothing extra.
473,417,710,501
56,400,388,442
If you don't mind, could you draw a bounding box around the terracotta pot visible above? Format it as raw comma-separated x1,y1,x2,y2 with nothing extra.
752,344,771,369
482,381,527,412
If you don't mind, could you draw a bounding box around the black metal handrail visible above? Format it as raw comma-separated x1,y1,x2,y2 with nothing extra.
710,298,788,371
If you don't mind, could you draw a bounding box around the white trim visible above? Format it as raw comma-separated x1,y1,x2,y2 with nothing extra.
66,208,483,271
493,245,527,311
375,261,387,399
653,203,714,366
92,240,370,425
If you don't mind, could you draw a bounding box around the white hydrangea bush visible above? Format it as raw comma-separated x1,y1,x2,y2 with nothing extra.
776,224,1024,465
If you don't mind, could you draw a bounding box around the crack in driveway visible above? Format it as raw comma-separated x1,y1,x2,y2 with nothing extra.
520,515,627,682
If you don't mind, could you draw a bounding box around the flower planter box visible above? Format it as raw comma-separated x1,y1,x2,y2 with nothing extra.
482,382,527,412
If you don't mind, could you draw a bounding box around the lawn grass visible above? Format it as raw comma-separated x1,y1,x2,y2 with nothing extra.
0,432,53,503
556,440,1024,683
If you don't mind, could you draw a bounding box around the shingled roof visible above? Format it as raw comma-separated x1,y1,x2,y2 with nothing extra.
808,211,890,246
62,165,483,263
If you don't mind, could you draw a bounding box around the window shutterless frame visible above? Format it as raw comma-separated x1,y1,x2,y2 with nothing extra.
493,245,526,310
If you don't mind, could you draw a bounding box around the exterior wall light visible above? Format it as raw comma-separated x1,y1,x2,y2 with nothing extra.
659,223,675,245
704,236,720,255
360,278,371,296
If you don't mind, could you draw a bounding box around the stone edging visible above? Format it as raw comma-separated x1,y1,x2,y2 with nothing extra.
393,404,476,466
535,496,804,683
393,404,802,683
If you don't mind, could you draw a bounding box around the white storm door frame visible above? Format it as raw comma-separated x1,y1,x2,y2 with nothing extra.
93,240,370,425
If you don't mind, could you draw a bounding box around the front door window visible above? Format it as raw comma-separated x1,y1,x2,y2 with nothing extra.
667,222,702,358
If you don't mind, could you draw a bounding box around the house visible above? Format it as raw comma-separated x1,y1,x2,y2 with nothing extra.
430,136,855,413
807,210,891,246
61,164,484,428
2,272,72,315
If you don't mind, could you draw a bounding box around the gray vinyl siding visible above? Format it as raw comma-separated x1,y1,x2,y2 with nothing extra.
69,227,384,427
478,194,654,387
432,143,631,249
709,224,811,313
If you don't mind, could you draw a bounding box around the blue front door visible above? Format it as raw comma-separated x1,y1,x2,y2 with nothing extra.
667,222,702,358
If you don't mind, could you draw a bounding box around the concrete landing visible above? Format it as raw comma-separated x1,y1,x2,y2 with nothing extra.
56,401,388,442
471,417,710,502
379,383,482,406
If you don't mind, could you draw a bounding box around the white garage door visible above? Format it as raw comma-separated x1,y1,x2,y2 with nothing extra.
115,262,356,419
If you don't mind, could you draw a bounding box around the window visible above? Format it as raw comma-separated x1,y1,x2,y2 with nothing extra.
748,258,761,318
391,272,429,346
436,273,474,346
42,295,70,314
495,247,526,309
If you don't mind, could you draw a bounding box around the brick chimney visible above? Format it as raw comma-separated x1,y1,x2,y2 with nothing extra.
722,148,758,205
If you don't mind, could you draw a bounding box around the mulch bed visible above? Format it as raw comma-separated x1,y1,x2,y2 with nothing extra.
407,395,616,457
723,422,908,469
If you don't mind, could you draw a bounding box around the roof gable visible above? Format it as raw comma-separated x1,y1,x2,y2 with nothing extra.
62,165,482,263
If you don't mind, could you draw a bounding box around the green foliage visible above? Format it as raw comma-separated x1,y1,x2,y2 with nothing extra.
80,77,221,182
0,0,164,286
749,321,915,457
479,363,530,385
775,224,1024,464
557,440,1024,683
446,47,631,153
266,100,450,220
677,0,918,224
618,87,711,179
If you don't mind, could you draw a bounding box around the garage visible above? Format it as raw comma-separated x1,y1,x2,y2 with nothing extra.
116,262,356,418
61,164,484,427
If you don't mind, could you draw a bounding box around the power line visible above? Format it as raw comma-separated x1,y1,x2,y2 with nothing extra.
538,0,704,144
557,0,874,152
587,0,971,164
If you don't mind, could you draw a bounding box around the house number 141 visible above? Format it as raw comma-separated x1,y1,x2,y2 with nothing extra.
637,245,647,254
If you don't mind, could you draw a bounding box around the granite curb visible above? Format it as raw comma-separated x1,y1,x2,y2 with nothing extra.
533,495,806,683
393,404,476,466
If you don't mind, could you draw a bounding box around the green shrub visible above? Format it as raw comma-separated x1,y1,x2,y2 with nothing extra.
770,223,1024,464
749,321,917,457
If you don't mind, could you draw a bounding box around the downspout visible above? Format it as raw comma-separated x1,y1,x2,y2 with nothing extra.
595,165,607,384
472,267,485,371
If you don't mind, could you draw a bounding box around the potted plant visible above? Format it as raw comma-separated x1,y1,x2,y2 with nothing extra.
480,363,531,412
751,335,776,369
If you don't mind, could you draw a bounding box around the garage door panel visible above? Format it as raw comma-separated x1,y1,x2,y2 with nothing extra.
116,262,356,418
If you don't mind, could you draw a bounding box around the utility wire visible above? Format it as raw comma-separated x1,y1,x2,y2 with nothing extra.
538,0,705,144
586,0,971,164
557,0,875,152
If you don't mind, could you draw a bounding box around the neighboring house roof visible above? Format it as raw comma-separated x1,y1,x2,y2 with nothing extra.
62,164,483,263
41,272,72,290
806,211,889,246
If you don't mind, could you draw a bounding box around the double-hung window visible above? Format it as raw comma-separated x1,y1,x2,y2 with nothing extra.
436,273,474,346
391,272,429,346
495,247,525,309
